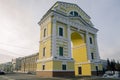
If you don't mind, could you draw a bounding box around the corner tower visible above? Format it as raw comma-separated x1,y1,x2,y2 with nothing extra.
37,1,103,77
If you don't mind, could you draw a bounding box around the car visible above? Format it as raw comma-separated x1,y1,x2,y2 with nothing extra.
0,70,5,75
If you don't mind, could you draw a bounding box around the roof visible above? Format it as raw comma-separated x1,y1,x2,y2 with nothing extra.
39,1,91,24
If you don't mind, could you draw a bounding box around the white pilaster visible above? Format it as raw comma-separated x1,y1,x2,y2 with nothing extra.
52,18,56,58
94,34,100,59
67,25,72,58
86,32,91,61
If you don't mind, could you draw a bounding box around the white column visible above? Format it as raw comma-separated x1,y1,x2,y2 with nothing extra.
67,25,72,58
86,32,91,61
94,34,100,59
52,18,56,58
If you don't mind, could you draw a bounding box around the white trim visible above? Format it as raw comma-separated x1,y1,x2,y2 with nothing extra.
53,12,98,34
52,18,57,57
37,57,74,63
75,61,91,65
86,32,91,61
62,61,67,64
67,24,72,58
94,34,100,59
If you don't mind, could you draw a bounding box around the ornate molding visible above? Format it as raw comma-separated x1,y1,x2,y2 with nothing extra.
53,12,98,34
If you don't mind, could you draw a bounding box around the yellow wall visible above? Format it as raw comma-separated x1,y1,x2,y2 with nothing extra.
72,46,87,62
53,61,74,71
67,62,74,70
39,21,52,59
98,64,103,70
53,61,62,70
82,64,91,76
37,61,53,71
39,39,52,58
71,32,92,76
45,61,53,70
91,63,103,71
75,64,91,76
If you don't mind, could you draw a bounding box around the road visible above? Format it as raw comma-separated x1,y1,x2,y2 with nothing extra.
0,73,69,80
0,73,119,80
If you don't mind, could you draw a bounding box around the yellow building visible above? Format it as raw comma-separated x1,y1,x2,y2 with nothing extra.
21,53,39,74
37,1,103,77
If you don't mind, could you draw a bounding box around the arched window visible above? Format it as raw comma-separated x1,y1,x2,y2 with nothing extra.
69,11,79,16
43,28,46,37
70,11,74,16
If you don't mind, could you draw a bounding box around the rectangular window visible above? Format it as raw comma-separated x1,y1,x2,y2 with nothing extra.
59,47,63,56
43,28,46,37
59,27,63,36
42,65,45,70
89,37,92,44
43,47,46,56
91,53,94,59
62,64,66,70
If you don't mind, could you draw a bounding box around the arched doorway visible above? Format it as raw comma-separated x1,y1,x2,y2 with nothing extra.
71,32,90,76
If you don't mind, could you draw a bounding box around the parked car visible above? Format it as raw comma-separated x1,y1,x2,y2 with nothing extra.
0,70,5,75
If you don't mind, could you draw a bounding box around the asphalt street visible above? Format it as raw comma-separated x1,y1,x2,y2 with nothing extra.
0,73,119,80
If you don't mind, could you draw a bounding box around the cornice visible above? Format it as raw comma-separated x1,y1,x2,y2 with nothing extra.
38,10,98,34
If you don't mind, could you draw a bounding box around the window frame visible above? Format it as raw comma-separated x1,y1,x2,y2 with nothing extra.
58,26,64,37
43,47,46,57
43,28,46,37
89,37,93,44
69,11,79,16
91,52,94,59
62,64,66,70
59,47,63,56
42,65,45,70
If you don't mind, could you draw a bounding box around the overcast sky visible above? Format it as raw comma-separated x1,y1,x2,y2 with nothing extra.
0,0,120,63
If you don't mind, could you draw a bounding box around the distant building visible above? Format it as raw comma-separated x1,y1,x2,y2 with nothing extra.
0,62,13,73
12,57,22,72
21,53,39,74
100,59,107,70
0,64,4,71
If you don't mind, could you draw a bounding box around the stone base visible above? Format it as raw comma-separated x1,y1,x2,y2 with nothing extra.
36,71,75,77
91,71,104,76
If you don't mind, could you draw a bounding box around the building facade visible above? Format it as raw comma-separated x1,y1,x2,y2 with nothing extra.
37,1,103,77
21,53,39,74
0,62,13,73
12,57,22,72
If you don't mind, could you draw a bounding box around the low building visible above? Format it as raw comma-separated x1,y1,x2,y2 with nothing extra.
0,62,13,73
21,53,39,74
100,59,107,70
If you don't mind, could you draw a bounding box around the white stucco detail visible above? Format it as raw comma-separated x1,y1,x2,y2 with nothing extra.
52,18,57,58
94,34,100,60
86,32,92,61
67,24,72,58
